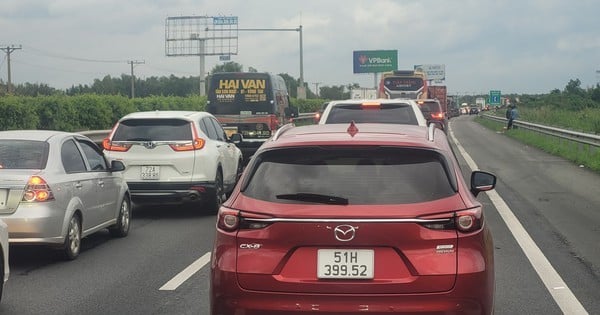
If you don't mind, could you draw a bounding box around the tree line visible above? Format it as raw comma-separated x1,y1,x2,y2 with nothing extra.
0,61,359,100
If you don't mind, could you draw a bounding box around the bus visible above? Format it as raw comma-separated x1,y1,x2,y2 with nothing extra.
206,72,297,162
378,70,428,99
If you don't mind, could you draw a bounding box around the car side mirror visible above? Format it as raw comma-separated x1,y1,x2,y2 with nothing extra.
285,107,299,118
470,171,496,197
229,133,243,144
110,160,126,172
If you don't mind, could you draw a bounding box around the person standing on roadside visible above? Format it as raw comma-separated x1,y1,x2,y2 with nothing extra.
507,104,519,130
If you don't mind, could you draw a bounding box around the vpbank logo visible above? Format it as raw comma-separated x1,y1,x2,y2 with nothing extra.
359,55,368,64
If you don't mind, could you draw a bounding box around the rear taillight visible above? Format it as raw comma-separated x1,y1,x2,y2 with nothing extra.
361,102,381,109
217,207,272,232
454,207,483,233
102,138,132,152
419,207,483,233
22,176,55,202
268,114,279,131
432,112,444,119
170,122,206,151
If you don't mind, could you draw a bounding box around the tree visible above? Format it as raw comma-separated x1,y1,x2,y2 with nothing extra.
564,79,584,96
210,61,243,74
319,85,347,100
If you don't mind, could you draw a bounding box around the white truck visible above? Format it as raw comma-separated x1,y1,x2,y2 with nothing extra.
351,88,378,100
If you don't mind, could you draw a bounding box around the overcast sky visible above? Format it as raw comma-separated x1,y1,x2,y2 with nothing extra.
1,0,599,95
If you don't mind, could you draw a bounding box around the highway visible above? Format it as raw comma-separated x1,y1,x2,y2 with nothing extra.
0,115,598,314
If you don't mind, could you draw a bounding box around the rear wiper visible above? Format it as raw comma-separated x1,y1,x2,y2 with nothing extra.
276,193,349,205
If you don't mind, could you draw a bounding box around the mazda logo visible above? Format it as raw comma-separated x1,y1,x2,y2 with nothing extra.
334,225,357,242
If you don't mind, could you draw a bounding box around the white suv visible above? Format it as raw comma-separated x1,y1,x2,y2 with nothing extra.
317,99,427,126
103,111,243,212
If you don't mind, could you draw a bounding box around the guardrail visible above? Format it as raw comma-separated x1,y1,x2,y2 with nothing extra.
480,113,600,148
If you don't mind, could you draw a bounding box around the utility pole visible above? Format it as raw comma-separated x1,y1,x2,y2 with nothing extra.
127,60,145,98
1,45,22,94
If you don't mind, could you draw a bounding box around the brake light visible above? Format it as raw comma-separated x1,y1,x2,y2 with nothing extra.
455,207,483,233
268,114,279,131
432,112,444,119
22,176,55,202
217,207,272,232
217,208,240,232
361,102,381,109
170,122,206,151
102,138,132,152
419,207,483,233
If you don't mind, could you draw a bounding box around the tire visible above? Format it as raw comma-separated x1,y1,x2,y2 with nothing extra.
61,214,82,260
109,197,131,237
207,170,225,213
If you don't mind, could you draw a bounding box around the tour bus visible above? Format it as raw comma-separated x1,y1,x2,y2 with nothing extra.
206,72,297,163
378,69,428,99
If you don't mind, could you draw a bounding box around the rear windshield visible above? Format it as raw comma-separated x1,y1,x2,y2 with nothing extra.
325,103,418,125
0,140,49,169
112,119,192,141
243,147,457,205
419,102,442,113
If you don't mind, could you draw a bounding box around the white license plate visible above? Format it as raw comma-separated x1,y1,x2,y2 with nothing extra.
317,249,374,279
140,165,160,180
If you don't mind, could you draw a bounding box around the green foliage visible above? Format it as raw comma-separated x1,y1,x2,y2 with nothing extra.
291,98,327,113
0,96,39,130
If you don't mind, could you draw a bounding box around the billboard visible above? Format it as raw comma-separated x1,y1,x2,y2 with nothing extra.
353,50,398,74
414,64,445,81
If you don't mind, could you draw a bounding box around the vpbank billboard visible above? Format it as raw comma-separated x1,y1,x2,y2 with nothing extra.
353,50,398,74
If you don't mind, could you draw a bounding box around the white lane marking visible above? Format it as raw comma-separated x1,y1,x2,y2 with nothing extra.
159,252,211,291
449,127,588,315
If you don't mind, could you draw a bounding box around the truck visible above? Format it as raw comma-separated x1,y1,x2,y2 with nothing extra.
427,85,448,114
351,88,378,100
476,97,486,111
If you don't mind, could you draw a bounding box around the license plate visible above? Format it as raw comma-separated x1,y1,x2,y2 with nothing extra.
317,249,374,279
140,165,160,180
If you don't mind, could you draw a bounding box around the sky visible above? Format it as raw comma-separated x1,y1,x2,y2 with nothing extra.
0,0,599,95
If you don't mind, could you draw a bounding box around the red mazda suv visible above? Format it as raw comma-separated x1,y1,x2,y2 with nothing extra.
211,122,497,315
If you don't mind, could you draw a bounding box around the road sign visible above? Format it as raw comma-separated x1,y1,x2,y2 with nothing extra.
489,90,501,105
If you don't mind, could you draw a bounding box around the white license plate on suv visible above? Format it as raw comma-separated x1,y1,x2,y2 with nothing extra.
317,249,374,279
140,165,160,180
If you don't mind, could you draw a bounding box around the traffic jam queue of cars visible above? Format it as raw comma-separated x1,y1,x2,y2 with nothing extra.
0,101,499,314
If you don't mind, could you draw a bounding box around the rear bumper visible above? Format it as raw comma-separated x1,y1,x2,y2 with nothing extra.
210,271,493,315
127,181,216,205
235,139,267,163
1,203,67,245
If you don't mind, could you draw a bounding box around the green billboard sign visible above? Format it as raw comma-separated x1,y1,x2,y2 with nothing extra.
353,50,398,74
489,90,501,105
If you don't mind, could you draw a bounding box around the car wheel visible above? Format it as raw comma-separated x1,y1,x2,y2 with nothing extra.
207,170,225,213
62,214,81,260
109,197,131,237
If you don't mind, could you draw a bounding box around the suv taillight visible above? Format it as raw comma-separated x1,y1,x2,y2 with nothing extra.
102,138,132,152
22,176,55,202
217,207,272,232
169,138,205,151
419,207,483,233
268,114,279,131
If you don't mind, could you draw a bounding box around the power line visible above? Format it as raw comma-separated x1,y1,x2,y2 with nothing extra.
22,45,126,63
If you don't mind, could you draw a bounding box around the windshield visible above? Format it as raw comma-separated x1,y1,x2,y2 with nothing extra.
112,119,192,141
243,147,456,205
325,103,419,124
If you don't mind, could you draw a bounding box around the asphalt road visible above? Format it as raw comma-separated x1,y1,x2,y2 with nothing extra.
0,115,598,314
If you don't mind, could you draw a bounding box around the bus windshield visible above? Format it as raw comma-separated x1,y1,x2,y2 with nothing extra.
207,73,275,115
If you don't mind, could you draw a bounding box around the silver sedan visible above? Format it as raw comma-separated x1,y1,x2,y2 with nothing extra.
0,130,131,260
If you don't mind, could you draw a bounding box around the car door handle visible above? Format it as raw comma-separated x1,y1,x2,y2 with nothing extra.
98,180,105,187
75,183,82,189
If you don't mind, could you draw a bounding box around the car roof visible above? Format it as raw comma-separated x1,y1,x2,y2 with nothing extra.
262,123,448,151
118,110,213,121
0,130,79,141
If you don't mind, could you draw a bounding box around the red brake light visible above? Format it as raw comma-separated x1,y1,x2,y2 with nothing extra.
23,176,55,202
455,207,483,233
269,114,279,131
432,112,444,119
102,138,132,152
217,208,240,232
170,122,206,151
361,102,381,109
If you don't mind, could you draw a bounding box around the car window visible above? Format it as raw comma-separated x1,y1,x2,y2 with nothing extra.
78,139,107,171
325,103,418,125
209,118,226,141
0,140,48,169
243,147,456,205
61,139,87,173
112,118,192,141
200,117,219,140
420,102,442,112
